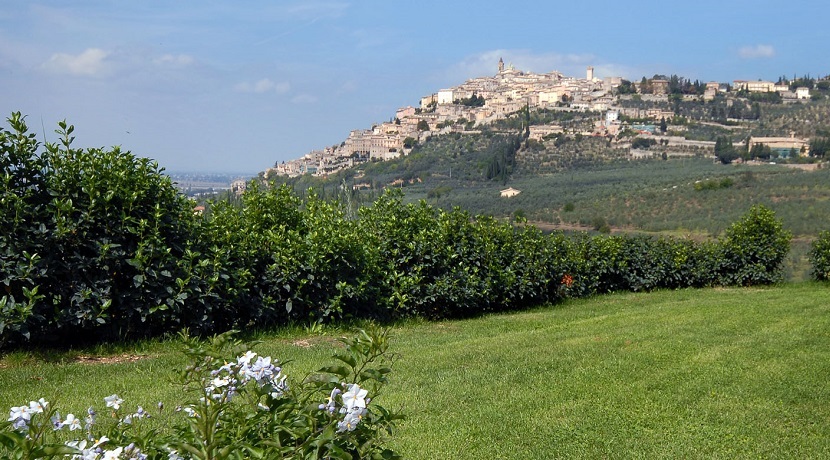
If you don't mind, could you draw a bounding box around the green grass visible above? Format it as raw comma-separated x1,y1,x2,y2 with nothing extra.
3,284,830,458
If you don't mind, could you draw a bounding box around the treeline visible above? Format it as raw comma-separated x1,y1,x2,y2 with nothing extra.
0,114,805,348
618,74,707,95
777,74,830,91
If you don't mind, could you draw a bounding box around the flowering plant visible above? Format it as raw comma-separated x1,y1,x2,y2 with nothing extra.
0,326,401,459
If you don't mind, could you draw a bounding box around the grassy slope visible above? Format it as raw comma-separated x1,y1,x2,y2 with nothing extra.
2,284,830,458
386,284,830,458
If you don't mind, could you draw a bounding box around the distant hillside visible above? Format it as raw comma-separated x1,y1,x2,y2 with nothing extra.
267,99,830,241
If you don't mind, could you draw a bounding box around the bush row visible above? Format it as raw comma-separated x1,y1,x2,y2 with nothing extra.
0,115,793,347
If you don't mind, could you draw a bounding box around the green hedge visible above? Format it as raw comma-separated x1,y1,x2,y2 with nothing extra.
0,115,795,348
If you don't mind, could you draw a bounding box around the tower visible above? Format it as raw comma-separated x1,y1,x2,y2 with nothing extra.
586,66,594,81
498,57,504,73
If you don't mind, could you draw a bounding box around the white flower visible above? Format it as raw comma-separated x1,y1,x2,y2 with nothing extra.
64,413,82,431
102,446,123,459
337,407,366,433
248,356,274,383
210,376,230,389
65,439,87,450
341,384,368,411
28,398,48,414
9,405,32,422
8,405,32,431
65,440,97,460
237,350,257,366
91,436,109,449
104,394,123,410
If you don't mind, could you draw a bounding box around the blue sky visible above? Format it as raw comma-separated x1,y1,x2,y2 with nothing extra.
1,1,827,173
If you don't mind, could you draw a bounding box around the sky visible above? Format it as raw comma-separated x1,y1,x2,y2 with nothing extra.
1,1,828,174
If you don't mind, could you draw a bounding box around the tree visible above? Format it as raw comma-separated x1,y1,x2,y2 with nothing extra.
456,92,485,107
715,136,738,164
659,117,667,134
617,79,636,94
750,142,771,160
416,120,430,131
790,75,815,90
668,74,683,94
750,102,761,120
512,208,527,223
728,102,743,119
631,137,656,149
809,138,830,158
639,77,652,94
669,94,682,114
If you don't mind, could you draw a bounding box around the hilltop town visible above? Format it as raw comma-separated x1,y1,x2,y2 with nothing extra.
266,59,828,179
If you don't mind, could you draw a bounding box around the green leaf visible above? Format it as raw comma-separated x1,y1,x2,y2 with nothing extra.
317,365,351,379
41,445,82,456
333,353,357,368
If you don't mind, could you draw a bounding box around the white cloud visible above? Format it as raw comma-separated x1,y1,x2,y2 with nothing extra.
234,78,291,94
738,45,775,59
154,54,195,67
291,93,318,104
41,48,111,77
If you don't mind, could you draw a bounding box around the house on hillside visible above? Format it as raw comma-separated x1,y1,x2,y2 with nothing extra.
231,179,247,195
733,80,776,93
747,135,808,158
500,187,521,198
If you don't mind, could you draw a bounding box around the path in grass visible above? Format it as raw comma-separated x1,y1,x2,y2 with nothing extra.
2,284,830,458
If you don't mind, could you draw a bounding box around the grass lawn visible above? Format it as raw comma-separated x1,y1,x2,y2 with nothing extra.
2,284,830,458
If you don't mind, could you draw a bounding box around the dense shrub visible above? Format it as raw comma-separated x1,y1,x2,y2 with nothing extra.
1,114,201,346
0,113,47,344
201,183,373,329
809,230,830,280
718,204,792,285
